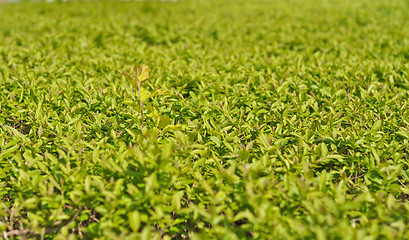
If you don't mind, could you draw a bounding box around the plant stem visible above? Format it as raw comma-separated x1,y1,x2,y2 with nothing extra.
137,81,144,128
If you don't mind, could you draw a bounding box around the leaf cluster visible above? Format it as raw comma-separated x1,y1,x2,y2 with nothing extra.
1,0,409,239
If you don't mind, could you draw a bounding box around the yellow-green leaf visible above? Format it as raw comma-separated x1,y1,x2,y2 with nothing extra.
128,211,141,232
137,87,151,102
138,66,149,82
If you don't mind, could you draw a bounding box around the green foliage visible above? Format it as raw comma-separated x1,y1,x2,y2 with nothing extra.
1,0,409,239
119,65,151,127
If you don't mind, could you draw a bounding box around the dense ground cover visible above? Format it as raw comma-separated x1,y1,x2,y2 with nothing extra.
1,0,409,239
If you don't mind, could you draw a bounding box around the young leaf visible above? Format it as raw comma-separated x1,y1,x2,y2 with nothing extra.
128,211,141,232
132,65,149,82
138,66,149,82
137,87,151,102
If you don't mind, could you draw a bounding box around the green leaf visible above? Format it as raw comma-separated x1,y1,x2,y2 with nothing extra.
210,136,220,147
397,127,409,139
364,120,382,136
172,191,184,210
138,66,149,82
128,211,141,232
0,144,19,159
158,115,171,129
132,65,149,82
137,87,151,102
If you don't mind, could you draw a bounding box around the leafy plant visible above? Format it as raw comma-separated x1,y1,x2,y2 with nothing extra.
119,65,150,128
1,0,409,239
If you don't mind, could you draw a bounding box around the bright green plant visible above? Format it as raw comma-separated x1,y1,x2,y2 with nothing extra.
119,65,150,128
1,0,409,239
